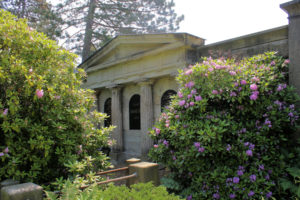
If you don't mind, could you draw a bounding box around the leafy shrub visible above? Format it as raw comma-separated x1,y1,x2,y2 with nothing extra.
0,10,113,184
45,181,183,200
279,139,300,198
149,52,299,199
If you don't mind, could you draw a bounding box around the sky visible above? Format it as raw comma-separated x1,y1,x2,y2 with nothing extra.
173,0,289,44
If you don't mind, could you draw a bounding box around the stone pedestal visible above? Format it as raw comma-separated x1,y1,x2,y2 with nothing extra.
1,183,43,200
128,162,159,186
140,81,154,158
281,0,300,96
111,87,123,153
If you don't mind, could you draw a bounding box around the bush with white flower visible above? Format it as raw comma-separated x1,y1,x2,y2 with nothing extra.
0,10,112,184
149,52,299,199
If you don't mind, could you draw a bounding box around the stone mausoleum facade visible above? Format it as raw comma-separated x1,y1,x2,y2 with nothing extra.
79,0,300,163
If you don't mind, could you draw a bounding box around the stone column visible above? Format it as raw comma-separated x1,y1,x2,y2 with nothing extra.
111,86,123,153
95,90,101,112
281,0,300,96
139,81,154,157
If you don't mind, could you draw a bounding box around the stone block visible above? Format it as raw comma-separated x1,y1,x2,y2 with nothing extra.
128,161,159,186
0,179,20,200
1,183,43,200
126,158,141,165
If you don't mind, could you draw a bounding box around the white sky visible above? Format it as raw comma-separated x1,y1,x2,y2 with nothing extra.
173,0,289,44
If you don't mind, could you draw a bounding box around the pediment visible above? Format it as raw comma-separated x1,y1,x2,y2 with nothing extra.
80,33,205,72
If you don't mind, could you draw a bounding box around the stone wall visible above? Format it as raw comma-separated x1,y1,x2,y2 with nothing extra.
198,25,288,59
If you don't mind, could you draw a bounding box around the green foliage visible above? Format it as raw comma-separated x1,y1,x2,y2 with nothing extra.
0,0,62,40
279,141,300,198
0,10,113,184
149,52,299,199
45,182,183,200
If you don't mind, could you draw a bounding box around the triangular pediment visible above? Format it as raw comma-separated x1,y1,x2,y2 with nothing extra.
79,33,205,71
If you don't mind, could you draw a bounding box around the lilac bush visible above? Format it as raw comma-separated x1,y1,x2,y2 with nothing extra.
149,52,299,199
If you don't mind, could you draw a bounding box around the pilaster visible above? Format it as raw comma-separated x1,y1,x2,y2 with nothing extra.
281,0,300,95
111,86,124,152
139,80,154,157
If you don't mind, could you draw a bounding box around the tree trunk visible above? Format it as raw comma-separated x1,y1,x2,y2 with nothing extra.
82,0,96,62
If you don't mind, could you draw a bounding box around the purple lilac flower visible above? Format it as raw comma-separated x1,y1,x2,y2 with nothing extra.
198,147,205,153
185,104,189,109
246,150,253,157
266,192,272,198
208,67,214,72
186,195,192,200
277,84,283,92
265,174,270,180
185,69,193,75
172,156,176,160
229,71,236,76
194,142,201,148
230,92,237,97
290,104,295,109
234,82,239,87
186,81,195,89
240,80,247,85
252,77,259,82
191,89,196,95
264,119,272,128
153,144,159,148
163,140,169,147
229,194,236,199
4,147,9,154
237,170,244,176
270,61,276,66
244,142,249,147
155,128,160,134
213,193,220,199
3,108,8,116
175,115,180,119
178,91,183,98
233,177,239,184
190,102,195,106
249,174,256,182
0,152,4,157
250,84,258,91
288,112,294,117
212,90,218,95
188,94,192,99
195,95,202,101
259,164,264,171
250,92,258,100
284,59,290,64
248,191,255,197
226,144,231,151
179,100,186,106
249,143,255,150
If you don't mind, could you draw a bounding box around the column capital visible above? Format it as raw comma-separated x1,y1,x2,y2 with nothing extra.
136,79,154,86
281,0,300,18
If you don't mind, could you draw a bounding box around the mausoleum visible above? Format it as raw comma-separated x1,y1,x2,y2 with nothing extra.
79,0,300,163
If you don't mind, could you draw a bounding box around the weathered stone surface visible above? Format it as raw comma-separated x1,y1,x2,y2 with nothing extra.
1,183,43,200
0,180,19,189
128,162,159,186
140,81,154,158
126,158,141,165
198,26,288,59
111,86,124,152
281,0,300,97
0,180,20,200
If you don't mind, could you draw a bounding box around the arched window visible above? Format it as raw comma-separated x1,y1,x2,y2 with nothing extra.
161,90,177,111
104,98,112,127
129,94,141,130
